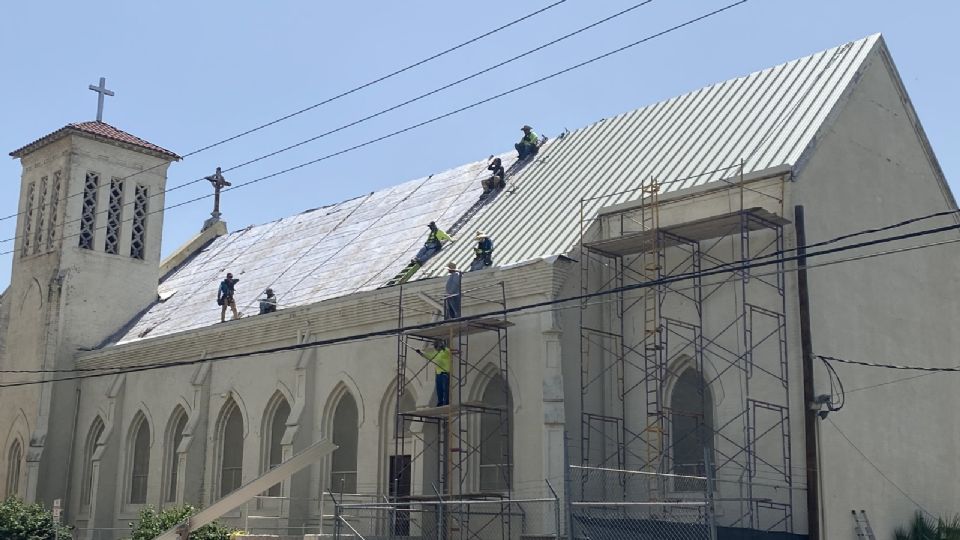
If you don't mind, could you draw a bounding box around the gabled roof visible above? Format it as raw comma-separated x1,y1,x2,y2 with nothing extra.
418,34,881,278
9,121,180,160
108,34,882,345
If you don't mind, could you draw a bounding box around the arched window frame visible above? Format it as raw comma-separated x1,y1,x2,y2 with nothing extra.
162,406,189,504
81,416,106,508
668,367,715,492
478,372,513,493
216,398,246,498
5,438,23,498
261,392,291,498
328,392,359,494
127,412,152,505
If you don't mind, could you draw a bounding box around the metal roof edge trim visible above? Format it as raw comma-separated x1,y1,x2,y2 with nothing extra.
873,36,958,211
790,34,881,181
597,164,793,217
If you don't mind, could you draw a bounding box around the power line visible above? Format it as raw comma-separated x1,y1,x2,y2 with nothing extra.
845,371,947,394
3,207,957,387
5,206,958,376
0,0,570,225
0,0,750,256
819,355,960,373
826,418,932,517
0,0,650,248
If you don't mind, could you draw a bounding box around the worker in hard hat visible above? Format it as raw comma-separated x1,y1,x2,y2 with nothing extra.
259,288,278,315
415,340,452,406
412,221,455,266
515,125,540,160
469,231,494,271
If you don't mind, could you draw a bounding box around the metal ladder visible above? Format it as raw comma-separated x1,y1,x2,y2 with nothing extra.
852,509,876,540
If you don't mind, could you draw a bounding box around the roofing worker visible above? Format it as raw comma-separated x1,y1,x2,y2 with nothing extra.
469,231,494,272
259,288,278,315
481,157,506,196
218,272,240,322
515,125,540,160
412,221,455,266
415,340,452,406
444,262,462,319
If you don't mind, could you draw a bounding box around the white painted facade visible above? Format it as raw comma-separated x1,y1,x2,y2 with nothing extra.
0,35,957,540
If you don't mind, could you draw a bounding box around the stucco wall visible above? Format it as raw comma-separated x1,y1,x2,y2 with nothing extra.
61,262,562,533
0,132,174,512
562,179,811,534
793,45,960,538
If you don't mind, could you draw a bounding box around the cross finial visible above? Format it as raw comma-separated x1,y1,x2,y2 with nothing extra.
88,77,114,122
204,166,232,221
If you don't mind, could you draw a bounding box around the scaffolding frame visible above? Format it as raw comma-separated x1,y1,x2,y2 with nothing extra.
576,167,794,534
391,281,515,540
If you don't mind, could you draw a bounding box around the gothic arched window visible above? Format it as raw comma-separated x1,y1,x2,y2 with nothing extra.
129,414,151,504
330,393,358,493
264,395,291,497
164,407,188,503
81,417,105,506
5,438,22,498
479,374,512,492
219,400,245,497
670,369,714,491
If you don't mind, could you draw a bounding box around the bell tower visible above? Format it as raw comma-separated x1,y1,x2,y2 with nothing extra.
1,120,178,505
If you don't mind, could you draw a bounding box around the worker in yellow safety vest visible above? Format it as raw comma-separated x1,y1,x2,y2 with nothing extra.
415,340,451,406
515,125,540,160
412,221,455,266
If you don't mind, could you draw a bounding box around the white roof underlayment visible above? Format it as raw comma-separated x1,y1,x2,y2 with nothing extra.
108,34,881,345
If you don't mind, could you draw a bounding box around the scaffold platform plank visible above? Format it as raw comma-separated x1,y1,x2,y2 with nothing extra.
397,492,508,502
400,401,504,418
405,317,513,340
583,207,789,257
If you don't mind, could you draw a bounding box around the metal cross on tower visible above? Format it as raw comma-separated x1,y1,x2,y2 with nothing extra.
88,77,114,122
204,166,232,221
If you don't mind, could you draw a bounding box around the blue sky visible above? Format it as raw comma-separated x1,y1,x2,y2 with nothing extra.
0,1,957,288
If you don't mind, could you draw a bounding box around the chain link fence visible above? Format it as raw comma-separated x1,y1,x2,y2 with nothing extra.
568,465,715,540
332,497,560,540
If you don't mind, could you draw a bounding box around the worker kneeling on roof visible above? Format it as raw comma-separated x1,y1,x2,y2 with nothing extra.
412,221,455,266
469,231,494,272
259,288,277,314
481,157,506,197
515,125,539,160
416,340,451,406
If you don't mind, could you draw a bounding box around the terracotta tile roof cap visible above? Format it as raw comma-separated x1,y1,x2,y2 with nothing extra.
9,121,180,160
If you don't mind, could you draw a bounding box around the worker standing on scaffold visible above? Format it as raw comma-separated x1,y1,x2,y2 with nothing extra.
444,262,462,319
415,340,451,406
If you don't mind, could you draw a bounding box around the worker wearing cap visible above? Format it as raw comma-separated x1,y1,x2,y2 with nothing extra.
469,231,494,272
259,288,278,315
515,125,540,160
415,340,452,406
412,221,455,266
444,262,462,319
218,272,240,322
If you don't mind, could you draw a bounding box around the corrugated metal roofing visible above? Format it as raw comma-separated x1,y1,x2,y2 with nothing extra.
417,34,880,278
110,34,880,345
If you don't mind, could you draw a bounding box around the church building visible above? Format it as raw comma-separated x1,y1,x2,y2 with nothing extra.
1,34,957,540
